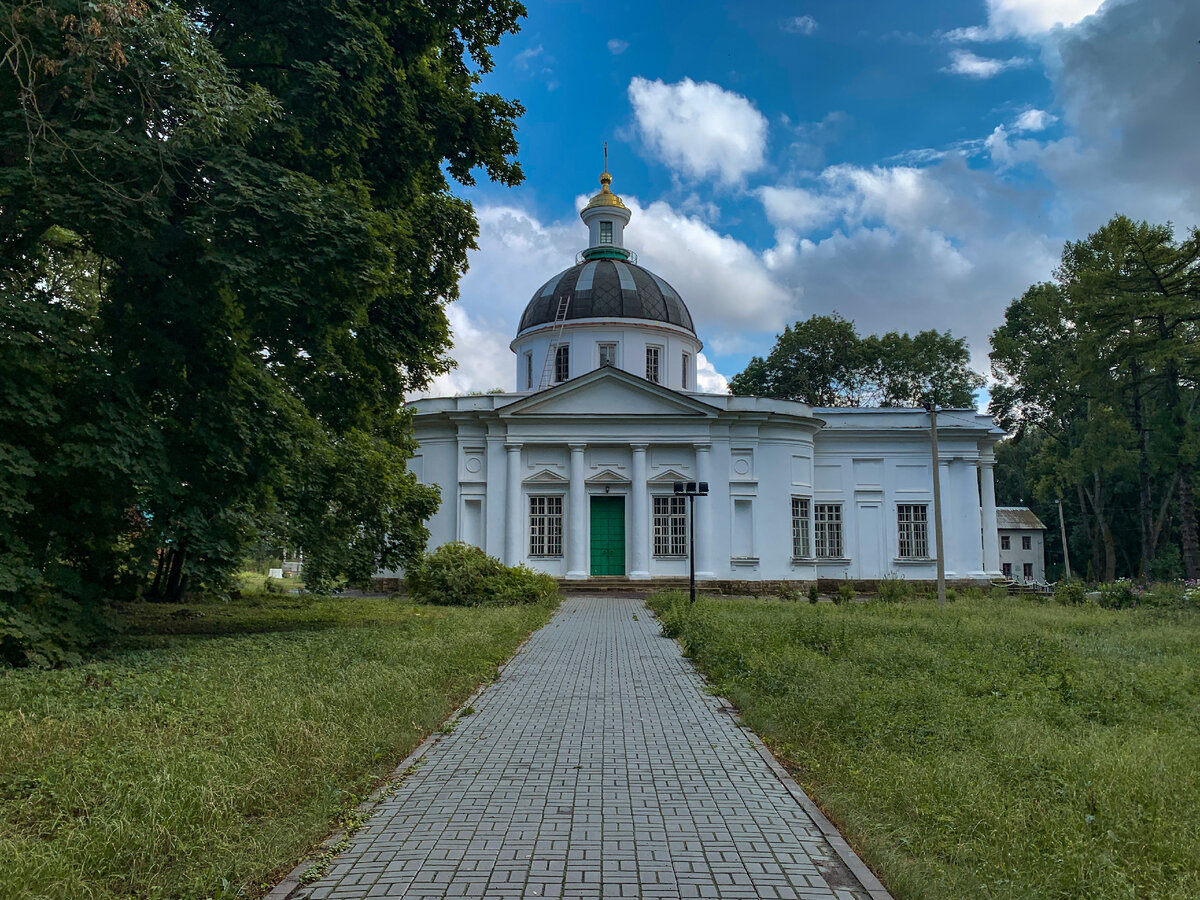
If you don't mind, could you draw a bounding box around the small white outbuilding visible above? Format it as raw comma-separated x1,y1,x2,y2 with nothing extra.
996,507,1048,584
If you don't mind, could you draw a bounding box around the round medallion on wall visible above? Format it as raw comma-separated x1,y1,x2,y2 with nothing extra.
464,457,482,474
732,458,751,476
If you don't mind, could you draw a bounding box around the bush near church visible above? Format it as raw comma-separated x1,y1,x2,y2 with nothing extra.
407,543,558,607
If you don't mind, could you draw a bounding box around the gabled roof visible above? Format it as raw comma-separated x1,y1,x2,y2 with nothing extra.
499,365,720,419
997,507,1047,530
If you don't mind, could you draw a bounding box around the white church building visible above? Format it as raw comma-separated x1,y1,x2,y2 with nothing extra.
394,171,1005,586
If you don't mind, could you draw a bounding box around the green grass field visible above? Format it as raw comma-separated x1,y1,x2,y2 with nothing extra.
648,592,1200,900
0,594,556,900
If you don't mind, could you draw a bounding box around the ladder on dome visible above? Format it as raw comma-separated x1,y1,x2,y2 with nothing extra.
536,292,573,390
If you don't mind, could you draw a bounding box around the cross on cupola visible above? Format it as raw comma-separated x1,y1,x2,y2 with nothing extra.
580,148,632,262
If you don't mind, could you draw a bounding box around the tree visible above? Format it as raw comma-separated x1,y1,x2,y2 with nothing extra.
990,216,1199,581
730,314,984,408
1,0,524,657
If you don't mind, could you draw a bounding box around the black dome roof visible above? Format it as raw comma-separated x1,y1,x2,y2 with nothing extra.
519,258,695,334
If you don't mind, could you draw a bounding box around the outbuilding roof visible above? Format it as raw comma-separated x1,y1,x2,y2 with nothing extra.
996,507,1047,530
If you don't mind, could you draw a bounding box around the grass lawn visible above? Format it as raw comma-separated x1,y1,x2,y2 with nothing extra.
0,594,557,900
648,592,1200,900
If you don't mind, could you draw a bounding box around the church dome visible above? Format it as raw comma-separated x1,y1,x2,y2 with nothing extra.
518,258,695,334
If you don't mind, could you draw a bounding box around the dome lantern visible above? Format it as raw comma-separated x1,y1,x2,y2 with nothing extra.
580,163,632,261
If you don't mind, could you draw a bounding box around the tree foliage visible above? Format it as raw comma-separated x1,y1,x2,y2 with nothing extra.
729,314,984,408
991,216,1200,581
1,0,525,661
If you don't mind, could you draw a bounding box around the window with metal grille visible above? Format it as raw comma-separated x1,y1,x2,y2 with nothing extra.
1023,562,1033,579
529,496,563,557
1022,535,1032,550
792,497,811,558
682,352,691,390
653,496,687,556
896,504,929,558
598,342,617,367
814,504,843,558
645,346,661,383
1003,562,1012,578
524,351,533,389
599,221,613,244
554,345,569,383
1001,534,1010,550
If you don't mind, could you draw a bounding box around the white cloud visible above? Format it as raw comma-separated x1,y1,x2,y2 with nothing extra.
514,44,545,70
696,354,730,393
606,38,628,55
943,49,1030,78
414,305,516,397
946,0,1105,40
628,77,768,184
757,185,839,231
782,15,818,35
625,197,794,332
1013,108,1057,132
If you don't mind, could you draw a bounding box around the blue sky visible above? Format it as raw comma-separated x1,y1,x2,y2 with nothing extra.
427,0,1200,397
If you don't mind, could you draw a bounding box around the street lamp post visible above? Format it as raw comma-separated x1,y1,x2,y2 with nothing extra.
923,402,947,609
674,481,709,603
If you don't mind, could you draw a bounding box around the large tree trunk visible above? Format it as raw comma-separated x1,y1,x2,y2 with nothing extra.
161,548,188,603
1078,482,1100,580
1179,463,1200,579
1131,371,1154,575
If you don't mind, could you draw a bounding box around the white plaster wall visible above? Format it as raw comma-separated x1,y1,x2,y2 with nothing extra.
511,320,702,392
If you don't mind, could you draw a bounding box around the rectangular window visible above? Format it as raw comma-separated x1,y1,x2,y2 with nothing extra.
896,504,929,558
524,351,533,389
599,221,613,244
645,346,661,383
1003,562,1012,578
814,504,843,558
653,496,687,556
1000,534,1010,550
598,342,617,367
1023,562,1034,579
791,497,811,558
1022,535,1032,550
553,344,570,383
529,496,563,557
681,352,691,390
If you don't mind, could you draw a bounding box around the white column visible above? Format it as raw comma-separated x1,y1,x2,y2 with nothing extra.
630,444,650,579
504,443,522,566
566,443,588,579
695,443,715,579
980,459,1000,575
937,457,956,575
957,460,984,575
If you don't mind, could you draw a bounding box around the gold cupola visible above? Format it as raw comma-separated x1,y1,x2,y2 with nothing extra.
585,170,628,210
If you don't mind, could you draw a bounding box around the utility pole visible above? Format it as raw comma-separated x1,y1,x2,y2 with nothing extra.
1057,498,1072,580
926,403,947,608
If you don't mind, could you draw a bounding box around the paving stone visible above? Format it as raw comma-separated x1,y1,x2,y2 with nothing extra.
292,597,874,899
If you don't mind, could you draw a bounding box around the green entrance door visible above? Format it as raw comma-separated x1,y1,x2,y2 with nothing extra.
590,497,626,576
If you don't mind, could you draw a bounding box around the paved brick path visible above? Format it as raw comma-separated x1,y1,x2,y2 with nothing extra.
294,596,884,900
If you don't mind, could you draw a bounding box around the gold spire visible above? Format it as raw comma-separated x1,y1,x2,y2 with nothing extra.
585,144,628,209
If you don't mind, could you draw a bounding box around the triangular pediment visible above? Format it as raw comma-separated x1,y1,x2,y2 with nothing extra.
586,468,631,484
647,468,690,484
501,367,719,419
523,468,568,484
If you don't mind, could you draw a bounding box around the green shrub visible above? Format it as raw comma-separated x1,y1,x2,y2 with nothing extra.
407,542,558,607
1097,578,1136,609
777,583,802,602
836,582,855,605
808,584,819,604
1054,578,1087,606
876,574,913,602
